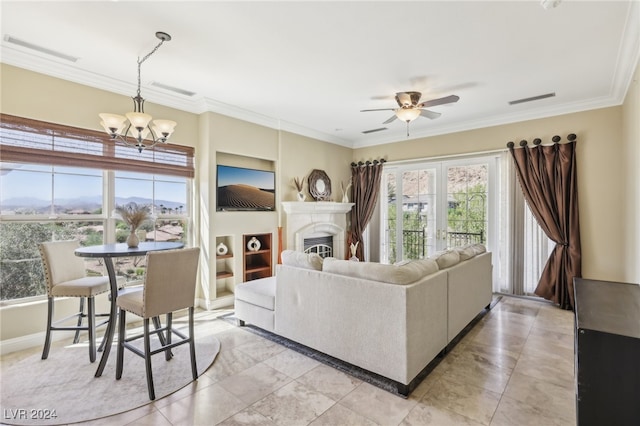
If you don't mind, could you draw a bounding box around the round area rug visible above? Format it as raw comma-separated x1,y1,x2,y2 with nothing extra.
0,325,220,425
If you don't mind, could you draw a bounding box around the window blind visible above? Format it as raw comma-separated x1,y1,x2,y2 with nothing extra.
0,114,194,178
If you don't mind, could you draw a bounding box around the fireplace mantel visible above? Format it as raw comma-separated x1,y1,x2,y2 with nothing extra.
281,201,354,215
281,202,354,259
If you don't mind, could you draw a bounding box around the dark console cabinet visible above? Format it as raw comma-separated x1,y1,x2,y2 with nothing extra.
574,278,640,426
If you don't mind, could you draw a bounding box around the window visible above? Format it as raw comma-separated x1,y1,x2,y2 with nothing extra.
0,114,194,302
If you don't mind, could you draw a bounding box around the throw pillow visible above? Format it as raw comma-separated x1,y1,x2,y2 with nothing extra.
429,249,461,269
470,243,487,254
454,245,476,261
322,257,439,285
281,249,324,271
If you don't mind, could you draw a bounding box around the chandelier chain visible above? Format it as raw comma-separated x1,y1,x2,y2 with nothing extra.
136,38,166,97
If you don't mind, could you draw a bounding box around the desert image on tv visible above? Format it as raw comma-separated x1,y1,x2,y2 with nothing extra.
218,184,275,210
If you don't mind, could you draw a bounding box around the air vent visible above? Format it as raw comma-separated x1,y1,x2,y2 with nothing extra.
508,92,556,105
362,127,388,134
4,35,78,62
150,81,196,97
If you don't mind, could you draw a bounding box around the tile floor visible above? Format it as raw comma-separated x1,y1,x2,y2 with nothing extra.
6,296,577,425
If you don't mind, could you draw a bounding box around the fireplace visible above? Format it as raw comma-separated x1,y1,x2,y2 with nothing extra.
281,202,354,260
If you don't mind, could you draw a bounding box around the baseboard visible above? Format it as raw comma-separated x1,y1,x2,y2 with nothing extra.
1,330,74,356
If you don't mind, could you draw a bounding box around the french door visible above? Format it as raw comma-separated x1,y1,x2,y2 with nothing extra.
382,156,496,264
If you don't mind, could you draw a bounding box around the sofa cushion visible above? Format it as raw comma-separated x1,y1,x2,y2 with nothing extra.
429,249,461,269
281,250,324,271
235,276,276,310
454,245,477,261
470,243,487,256
322,257,439,285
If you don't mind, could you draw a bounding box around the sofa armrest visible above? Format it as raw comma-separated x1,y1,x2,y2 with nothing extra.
446,252,493,342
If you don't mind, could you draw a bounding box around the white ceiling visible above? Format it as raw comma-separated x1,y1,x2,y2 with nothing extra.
1,1,638,148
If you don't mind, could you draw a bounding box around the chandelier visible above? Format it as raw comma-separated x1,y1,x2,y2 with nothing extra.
99,32,177,153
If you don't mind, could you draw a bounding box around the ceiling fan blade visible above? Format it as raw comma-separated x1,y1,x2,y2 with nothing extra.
382,115,398,124
418,94,460,108
361,108,396,112
420,109,441,119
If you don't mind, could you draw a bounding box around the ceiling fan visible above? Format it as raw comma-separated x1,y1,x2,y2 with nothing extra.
361,91,460,136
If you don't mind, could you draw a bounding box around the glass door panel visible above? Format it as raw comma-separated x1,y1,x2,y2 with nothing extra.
445,163,488,248
384,171,398,263
400,169,438,259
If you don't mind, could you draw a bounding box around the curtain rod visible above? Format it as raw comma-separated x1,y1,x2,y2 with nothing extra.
378,147,508,166
507,133,577,148
351,158,386,167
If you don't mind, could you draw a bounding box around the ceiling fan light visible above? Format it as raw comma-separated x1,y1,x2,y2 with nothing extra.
395,108,421,122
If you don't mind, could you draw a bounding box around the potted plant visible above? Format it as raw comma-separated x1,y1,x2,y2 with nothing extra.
114,202,152,247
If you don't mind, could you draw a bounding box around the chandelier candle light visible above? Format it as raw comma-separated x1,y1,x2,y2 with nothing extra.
99,32,176,153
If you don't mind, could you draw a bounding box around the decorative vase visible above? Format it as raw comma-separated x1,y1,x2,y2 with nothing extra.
297,192,306,202
126,229,139,248
349,241,359,261
247,237,261,252
216,242,228,256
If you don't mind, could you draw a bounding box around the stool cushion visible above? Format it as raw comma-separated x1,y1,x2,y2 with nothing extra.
50,276,110,298
235,277,276,311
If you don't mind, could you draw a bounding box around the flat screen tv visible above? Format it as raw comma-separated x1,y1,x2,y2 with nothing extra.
216,165,275,211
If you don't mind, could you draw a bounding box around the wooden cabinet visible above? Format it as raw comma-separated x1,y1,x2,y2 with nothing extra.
243,233,272,281
574,278,640,426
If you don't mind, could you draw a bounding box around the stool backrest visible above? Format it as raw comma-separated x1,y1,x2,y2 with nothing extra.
39,240,86,295
142,247,200,318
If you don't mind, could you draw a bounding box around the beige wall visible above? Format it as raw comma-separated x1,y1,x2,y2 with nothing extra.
354,106,631,283
0,60,637,347
621,60,640,282
0,64,353,343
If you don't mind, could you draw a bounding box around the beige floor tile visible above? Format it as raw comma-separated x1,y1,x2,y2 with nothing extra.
490,395,574,426
439,350,513,394
503,371,575,422
469,326,528,354
251,381,335,426
124,409,173,426
157,383,248,425
340,382,418,425
295,364,362,401
75,404,160,426
235,337,288,363
205,346,262,382
263,349,321,379
512,352,574,391
421,377,501,425
479,312,535,339
309,403,378,426
526,326,574,350
218,363,292,405
216,327,267,350
216,407,278,425
401,403,486,426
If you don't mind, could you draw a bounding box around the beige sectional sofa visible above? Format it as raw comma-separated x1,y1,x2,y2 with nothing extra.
234,245,492,396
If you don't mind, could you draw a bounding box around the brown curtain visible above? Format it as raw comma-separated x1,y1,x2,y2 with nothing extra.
349,159,385,260
508,134,581,310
